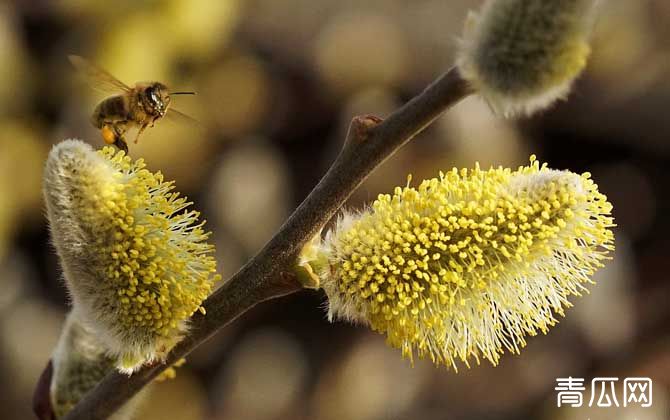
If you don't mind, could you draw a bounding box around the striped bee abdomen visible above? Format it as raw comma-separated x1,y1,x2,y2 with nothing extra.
91,95,130,128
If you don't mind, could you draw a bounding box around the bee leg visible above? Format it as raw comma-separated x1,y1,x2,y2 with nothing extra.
112,125,129,154
114,138,129,154
134,122,149,144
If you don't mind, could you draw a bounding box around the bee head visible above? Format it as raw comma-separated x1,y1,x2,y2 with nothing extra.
144,83,170,117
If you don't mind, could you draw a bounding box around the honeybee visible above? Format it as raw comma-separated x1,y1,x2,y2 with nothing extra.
69,55,196,153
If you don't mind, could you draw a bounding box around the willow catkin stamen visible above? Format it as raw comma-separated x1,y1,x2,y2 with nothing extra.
44,140,220,373
303,156,614,369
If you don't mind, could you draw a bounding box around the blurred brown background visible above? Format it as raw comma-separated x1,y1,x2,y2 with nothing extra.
1,0,669,419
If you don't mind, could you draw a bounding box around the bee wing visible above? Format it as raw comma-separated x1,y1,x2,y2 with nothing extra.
68,55,132,94
165,108,200,126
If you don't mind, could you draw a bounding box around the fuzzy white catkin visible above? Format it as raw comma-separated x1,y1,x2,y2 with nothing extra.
50,310,147,419
457,0,598,116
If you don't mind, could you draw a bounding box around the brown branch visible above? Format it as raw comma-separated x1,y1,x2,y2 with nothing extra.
61,67,472,420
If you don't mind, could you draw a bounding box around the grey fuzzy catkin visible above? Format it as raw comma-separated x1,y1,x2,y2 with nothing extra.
50,310,148,419
458,0,598,116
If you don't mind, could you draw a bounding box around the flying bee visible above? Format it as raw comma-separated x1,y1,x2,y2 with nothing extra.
68,55,196,153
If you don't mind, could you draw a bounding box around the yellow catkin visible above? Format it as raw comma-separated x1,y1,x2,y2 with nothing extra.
44,140,221,373
311,156,614,369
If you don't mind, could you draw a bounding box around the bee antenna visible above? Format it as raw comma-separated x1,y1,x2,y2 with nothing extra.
171,91,197,95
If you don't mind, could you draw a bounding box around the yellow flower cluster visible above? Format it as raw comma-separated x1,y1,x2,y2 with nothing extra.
44,140,220,373
457,0,596,116
312,156,614,368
